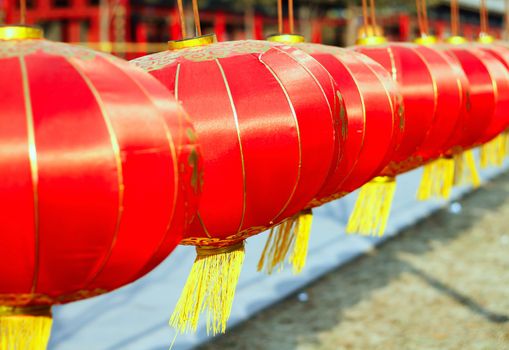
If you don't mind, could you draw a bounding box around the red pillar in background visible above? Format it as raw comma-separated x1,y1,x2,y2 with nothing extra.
68,20,81,42
253,15,263,39
170,7,181,40
136,20,148,42
398,13,410,41
214,11,226,41
311,20,322,43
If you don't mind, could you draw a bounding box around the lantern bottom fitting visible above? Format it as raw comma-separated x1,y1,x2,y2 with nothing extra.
196,241,244,256
0,305,52,317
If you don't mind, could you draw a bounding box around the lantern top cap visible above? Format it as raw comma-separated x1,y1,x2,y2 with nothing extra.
0,25,43,40
447,35,468,45
356,25,387,46
414,35,438,46
478,33,495,44
356,35,387,46
168,34,217,51
266,34,305,44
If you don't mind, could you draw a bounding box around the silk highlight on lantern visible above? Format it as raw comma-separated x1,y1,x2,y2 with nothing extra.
0,26,201,350
132,37,344,335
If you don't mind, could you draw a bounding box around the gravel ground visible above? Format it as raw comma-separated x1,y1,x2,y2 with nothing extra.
198,172,509,350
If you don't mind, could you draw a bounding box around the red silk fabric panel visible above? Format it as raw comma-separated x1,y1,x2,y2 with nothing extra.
0,40,198,306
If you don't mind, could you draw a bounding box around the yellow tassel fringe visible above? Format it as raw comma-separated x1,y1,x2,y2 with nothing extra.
170,243,245,336
454,150,481,188
480,134,507,169
416,158,455,201
346,176,397,237
257,209,313,275
0,307,52,350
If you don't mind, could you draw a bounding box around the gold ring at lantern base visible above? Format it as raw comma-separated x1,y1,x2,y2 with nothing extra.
478,34,495,44
196,241,244,256
0,305,51,317
0,26,44,40
415,35,438,45
356,35,387,46
168,34,217,50
447,36,467,45
266,34,305,44
0,289,108,307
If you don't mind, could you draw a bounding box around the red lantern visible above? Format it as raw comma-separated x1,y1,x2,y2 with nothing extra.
348,41,466,235
132,36,343,335
475,43,509,167
288,42,402,203
0,26,200,349
441,43,509,183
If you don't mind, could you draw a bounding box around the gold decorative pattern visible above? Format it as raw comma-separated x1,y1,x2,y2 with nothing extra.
131,40,275,72
0,39,103,60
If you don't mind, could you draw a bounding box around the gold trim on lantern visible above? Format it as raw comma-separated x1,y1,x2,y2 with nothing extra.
447,36,467,45
414,35,438,45
478,33,495,44
168,34,217,50
266,34,305,44
0,26,43,40
196,242,244,256
0,305,51,317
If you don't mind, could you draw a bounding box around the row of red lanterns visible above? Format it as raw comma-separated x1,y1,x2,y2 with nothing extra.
1,5,509,348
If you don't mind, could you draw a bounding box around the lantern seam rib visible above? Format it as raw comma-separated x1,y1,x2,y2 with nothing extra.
214,58,247,236
111,62,180,272
64,57,126,288
331,55,367,191
19,55,41,294
258,52,302,224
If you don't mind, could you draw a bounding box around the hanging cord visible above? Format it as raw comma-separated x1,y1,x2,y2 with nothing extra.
416,0,425,36
288,0,294,33
20,0,26,24
177,0,187,38
505,0,509,39
192,0,202,36
176,0,201,39
369,0,378,30
451,0,459,36
361,0,370,27
277,0,283,33
480,0,488,35
421,0,430,35
275,0,295,34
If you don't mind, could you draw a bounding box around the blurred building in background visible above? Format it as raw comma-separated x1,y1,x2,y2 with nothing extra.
0,0,507,58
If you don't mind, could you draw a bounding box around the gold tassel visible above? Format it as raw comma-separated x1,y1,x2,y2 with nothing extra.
257,209,313,275
0,306,52,350
480,134,506,169
346,176,396,237
416,157,455,200
454,150,481,188
169,242,244,336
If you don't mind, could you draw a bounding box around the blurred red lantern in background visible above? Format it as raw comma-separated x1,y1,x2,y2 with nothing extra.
132,36,344,335
0,26,200,349
349,41,466,235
